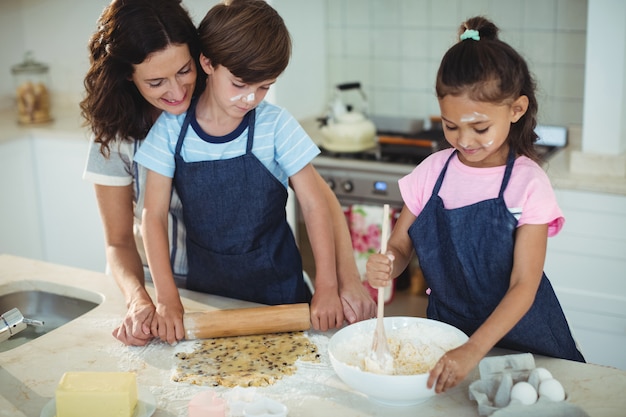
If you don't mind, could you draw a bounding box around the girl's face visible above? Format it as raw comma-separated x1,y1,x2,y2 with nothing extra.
201,55,275,119
131,43,197,116
438,93,528,167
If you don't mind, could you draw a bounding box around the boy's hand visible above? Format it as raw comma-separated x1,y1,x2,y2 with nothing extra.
339,277,376,323
152,300,185,345
310,285,344,331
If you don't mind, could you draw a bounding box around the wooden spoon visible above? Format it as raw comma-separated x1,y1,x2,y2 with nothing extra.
370,204,393,372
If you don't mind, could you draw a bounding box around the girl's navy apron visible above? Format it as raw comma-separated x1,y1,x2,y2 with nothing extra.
408,149,584,362
173,101,311,305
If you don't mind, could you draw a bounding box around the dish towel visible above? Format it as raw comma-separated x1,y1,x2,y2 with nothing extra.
345,204,399,303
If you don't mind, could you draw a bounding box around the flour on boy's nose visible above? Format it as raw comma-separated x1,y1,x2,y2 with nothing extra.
230,92,255,103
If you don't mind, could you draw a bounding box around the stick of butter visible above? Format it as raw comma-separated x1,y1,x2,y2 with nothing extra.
55,371,138,417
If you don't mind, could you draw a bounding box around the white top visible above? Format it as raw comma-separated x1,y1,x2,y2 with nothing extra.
83,138,188,283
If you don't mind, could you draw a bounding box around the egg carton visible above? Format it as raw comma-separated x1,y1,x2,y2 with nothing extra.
468,353,590,417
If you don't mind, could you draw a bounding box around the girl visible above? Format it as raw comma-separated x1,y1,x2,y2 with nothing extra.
366,16,584,393
82,0,375,347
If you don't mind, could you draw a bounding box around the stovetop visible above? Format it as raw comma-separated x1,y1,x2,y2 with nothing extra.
318,128,450,167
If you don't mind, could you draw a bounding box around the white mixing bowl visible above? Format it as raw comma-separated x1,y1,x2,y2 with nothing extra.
328,317,468,406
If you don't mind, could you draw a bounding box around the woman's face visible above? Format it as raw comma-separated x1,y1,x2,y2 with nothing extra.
131,43,197,116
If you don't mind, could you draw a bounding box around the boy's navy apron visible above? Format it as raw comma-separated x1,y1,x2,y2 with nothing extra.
408,149,584,362
173,102,311,305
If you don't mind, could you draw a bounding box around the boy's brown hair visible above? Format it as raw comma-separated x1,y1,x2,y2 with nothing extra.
198,0,291,83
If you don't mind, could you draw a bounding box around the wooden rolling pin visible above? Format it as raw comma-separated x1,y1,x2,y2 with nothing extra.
183,303,311,340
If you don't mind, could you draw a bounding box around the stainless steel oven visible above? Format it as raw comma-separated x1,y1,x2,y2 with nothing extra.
294,115,448,302
295,150,429,302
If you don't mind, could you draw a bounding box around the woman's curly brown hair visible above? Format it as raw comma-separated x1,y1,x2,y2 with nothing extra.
80,0,204,156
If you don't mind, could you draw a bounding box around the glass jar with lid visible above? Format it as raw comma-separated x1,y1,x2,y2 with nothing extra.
11,51,53,124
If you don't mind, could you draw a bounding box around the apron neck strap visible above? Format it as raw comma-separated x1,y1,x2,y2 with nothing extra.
174,99,197,156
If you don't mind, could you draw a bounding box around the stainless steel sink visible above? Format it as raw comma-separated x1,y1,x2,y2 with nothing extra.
0,285,101,352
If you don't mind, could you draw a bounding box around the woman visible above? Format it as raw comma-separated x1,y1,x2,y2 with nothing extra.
82,0,375,346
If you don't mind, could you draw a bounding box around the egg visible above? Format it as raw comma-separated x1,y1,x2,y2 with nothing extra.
538,378,566,402
510,381,538,405
528,367,553,390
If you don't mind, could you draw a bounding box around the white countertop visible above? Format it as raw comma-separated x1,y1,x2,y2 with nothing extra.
1,255,625,417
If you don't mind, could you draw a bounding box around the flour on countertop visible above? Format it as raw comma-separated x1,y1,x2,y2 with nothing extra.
100,330,338,416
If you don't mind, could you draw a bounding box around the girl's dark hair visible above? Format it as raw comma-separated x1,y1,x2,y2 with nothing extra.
197,0,291,84
436,16,539,161
80,0,204,156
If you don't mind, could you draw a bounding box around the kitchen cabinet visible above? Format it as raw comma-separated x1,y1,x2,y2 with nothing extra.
0,138,43,260
544,188,626,370
0,133,106,272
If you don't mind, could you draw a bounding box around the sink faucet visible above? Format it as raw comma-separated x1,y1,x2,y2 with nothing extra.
0,308,45,343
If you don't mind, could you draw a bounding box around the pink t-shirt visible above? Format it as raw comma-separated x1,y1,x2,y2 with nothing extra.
399,148,564,237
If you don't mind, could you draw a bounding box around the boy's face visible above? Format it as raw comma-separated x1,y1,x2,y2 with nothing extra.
131,43,197,116
201,54,275,117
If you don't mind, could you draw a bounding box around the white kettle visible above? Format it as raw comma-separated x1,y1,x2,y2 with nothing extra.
320,83,376,153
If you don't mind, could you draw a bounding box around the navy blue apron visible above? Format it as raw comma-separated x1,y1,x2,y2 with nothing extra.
408,149,584,362
173,101,311,305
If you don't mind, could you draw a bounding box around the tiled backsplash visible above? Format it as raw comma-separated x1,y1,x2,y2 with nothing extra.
325,0,587,128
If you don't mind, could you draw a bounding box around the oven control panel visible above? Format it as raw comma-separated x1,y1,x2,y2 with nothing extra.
314,158,412,206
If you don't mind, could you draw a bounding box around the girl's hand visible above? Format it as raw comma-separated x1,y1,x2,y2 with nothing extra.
310,284,344,331
366,252,395,288
112,298,155,346
151,300,185,345
427,342,483,393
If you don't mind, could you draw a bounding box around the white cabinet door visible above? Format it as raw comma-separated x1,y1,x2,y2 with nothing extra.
545,188,626,370
32,136,106,272
0,138,43,260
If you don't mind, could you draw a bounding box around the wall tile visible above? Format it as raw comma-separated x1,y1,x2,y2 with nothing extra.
326,0,343,26
557,0,588,31
400,0,431,28
326,0,588,128
430,0,461,28
344,28,372,57
459,0,490,22
429,28,457,60
371,0,402,28
401,29,432,59
486,0,525,30
534,65,557,99
326,28,344,57
372,60,402,89
546,98,584,126
345,0,371,26
523,0,557,30
401,59,432,91
554,66,586,99
372,28,402,59
371,88,403,115
555,32,587,65
523,32,557,65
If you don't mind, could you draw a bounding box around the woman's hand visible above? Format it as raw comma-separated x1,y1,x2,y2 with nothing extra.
151,299,185,345
427,342,483,393
112,297,156,346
